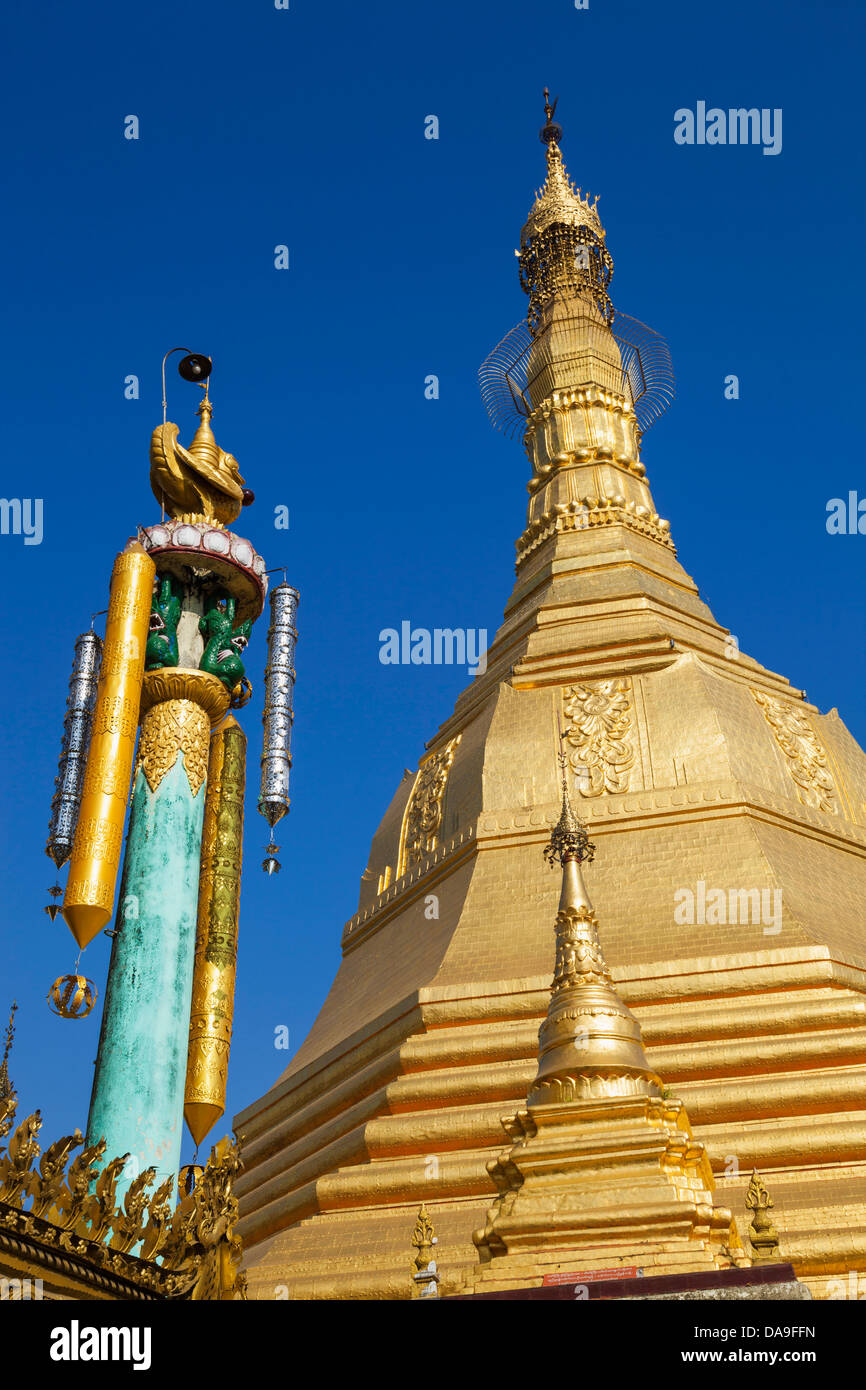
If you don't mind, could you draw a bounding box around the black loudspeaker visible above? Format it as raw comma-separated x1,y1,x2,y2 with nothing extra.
178,353,212,383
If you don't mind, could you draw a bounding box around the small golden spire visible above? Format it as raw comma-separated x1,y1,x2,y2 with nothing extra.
410,1203,440,1299
746,1170,781,1264
187,391,222,474
529,742,660,1105
0,1001,17,1102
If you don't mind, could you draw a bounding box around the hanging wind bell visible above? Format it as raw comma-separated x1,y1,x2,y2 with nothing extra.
258,582,299,874
46,630,103,871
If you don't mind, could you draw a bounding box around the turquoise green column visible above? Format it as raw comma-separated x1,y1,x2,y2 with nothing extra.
87,750,206,1195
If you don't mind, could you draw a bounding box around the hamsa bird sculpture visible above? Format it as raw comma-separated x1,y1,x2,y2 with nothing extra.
150,398,246,527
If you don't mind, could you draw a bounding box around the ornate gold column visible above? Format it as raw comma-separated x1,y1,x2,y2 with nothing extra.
63,543,154,949
185,717,247,1147
86,666,229,1192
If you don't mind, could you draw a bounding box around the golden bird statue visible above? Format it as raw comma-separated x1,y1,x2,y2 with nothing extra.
150,396,246,528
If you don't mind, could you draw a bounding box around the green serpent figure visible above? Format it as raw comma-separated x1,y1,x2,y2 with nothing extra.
145,573,182,670
199,591,252,691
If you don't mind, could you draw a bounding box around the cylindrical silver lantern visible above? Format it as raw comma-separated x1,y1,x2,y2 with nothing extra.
258,583,299,843
46,631,103,869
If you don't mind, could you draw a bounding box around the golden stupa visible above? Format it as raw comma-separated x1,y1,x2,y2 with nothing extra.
235,97,866,1300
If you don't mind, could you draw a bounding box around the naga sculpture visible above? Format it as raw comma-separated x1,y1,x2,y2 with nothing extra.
145,574,182,670
200,592,252,691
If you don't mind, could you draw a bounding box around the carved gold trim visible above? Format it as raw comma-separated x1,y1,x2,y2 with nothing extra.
0,1097,246,1300
137,698,211,798
516,498,674,565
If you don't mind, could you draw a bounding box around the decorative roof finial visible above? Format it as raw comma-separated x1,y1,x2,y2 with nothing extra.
187,387,222,474
544,723,595,868
746,1169,781,1265
0,1001,18,1102
540,88,562,146
410,1203,440,1299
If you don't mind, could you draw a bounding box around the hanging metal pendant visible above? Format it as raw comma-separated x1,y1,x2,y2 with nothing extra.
258,583,298,872
47,973,98,1019
261,841,281,875
46,631,103,870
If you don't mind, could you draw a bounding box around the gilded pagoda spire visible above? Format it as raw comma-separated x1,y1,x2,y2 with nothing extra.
468,742,744,1286
521,90,605,248
519,90,614,333
530,754,660,1104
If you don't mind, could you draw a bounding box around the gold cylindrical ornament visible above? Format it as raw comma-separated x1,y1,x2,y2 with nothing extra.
62,544,155,949
184,716,246,1146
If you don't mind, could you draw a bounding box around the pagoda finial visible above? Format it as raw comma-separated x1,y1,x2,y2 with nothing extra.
544,745,595,870
187,386,221,474
540,88,562,145
519,93,612,331
0,1001,18,1102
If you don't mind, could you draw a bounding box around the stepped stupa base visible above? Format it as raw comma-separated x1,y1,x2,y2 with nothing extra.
463,1094,746,1294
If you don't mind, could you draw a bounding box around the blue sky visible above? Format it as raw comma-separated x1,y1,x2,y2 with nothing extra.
2,0,864,1158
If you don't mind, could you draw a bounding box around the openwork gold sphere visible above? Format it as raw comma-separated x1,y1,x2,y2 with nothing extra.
47,974,97,1019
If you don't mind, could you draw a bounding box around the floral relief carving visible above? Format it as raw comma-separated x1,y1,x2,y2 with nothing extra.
752,689,838,815
400,735,462,873
563,679,635,797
